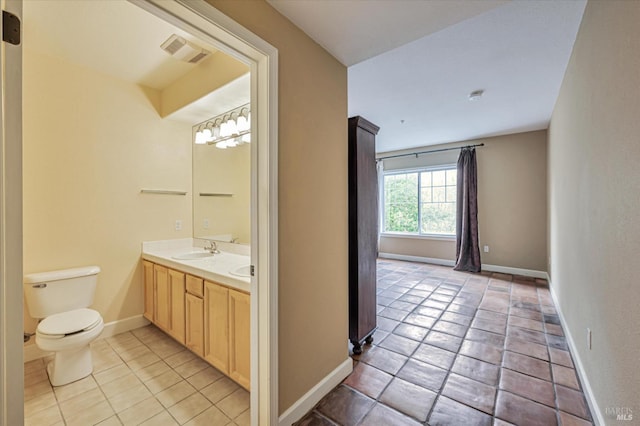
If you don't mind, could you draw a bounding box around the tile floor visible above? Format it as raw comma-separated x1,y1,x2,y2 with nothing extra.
23,325,250,425
297,259,593,426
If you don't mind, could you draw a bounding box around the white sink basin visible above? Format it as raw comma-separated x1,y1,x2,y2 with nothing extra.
172,251,214,260
229,265,251,277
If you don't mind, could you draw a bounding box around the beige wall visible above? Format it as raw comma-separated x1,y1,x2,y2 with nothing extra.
23,50,192,331
380,130,548,272
548,0,640,421
380,235,456,261
206,0,349,414
193,142,250,243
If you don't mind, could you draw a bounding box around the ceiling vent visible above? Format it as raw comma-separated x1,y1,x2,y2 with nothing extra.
160,34,211,64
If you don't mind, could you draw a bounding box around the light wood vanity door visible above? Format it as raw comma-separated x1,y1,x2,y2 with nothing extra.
143,261,154,322
229,289,250,390
154,264,170,331
168,268,185,344
204,281,229,374
185,293,204,357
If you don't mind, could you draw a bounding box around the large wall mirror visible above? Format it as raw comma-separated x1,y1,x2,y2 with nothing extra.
191,74,251,244
158,38,251,245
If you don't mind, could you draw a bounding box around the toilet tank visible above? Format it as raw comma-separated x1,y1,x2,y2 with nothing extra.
24,266,100,318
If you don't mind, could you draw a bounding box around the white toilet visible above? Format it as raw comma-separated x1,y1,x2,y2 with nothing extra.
23,266,105,386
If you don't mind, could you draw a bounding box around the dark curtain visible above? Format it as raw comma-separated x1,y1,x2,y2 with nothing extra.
454,147,481,272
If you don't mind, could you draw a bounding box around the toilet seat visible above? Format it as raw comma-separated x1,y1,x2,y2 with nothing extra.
38,308,102,339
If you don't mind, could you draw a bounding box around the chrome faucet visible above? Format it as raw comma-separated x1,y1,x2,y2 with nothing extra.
205,240,220,254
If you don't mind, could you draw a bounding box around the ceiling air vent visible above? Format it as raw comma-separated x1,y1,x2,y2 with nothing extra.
160,34,211,64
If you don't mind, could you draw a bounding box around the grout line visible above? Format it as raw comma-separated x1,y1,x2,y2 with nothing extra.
422,272,476,423
538,285,563,426
491,272,513,424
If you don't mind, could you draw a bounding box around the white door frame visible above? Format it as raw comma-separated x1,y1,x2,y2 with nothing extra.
132,2,279,424
0,0,24,425
0,0,279,424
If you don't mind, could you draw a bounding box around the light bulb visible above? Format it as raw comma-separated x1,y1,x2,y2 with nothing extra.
237,108,250,132
226,115,238,136
241,133,251,143
220,121,230,137
227,138,238,147
236,116,248,132
202,127,212,139
195,131,207,145
211,126,220,140
215,141,228,149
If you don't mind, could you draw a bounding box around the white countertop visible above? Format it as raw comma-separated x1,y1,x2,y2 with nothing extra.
142,239,251,293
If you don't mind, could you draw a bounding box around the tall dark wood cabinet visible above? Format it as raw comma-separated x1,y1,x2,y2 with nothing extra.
348,116,380,355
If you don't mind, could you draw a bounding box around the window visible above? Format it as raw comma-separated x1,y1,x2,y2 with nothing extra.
382,166,457,236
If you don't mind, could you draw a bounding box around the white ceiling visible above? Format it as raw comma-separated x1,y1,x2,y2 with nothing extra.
268,0,587,153
268,0,509,67
23,0,248,124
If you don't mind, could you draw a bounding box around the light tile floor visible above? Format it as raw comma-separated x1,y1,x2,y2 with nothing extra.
24,325,250,426
297,259,593,426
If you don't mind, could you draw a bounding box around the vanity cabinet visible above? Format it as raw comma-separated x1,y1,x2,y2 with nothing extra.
142,260,250,390
204,281,229,373
229,289,250,389
185,275,204,357
154,265,185,344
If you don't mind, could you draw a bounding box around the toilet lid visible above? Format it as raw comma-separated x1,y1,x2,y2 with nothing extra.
38,308,102,336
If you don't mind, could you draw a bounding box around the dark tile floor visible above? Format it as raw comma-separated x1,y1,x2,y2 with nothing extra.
296,259,593,426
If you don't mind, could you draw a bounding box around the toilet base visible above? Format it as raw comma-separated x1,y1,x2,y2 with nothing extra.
46,345,93,387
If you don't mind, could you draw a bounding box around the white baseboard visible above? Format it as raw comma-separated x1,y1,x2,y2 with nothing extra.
378,252,547,279
278,357,353,425
379,252,455,267
481,263,548,279
548,278,604,425
23,343,52,363
24,314,150,363
98,314,150,340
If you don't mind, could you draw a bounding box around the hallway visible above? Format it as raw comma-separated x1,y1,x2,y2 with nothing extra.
298,259,593,425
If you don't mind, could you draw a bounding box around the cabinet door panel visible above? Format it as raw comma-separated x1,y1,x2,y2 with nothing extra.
229,289,250,390
143,261,154,322
169,269,185,344
154,265,170,331
204,281,229,374
185,294,204,357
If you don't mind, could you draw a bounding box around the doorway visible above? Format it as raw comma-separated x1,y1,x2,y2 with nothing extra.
0,0,278,424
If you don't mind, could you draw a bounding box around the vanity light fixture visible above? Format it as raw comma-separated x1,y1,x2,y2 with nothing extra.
193,103,251,149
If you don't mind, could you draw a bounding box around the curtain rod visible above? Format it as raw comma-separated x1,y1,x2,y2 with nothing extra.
377,143,484,161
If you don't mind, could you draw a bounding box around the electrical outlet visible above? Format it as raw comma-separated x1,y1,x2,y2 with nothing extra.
587,328,592,350
203,219,210,229
175,220,182,231
483,245,489,253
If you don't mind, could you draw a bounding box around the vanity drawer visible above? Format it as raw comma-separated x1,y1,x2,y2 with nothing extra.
186,275,204,298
